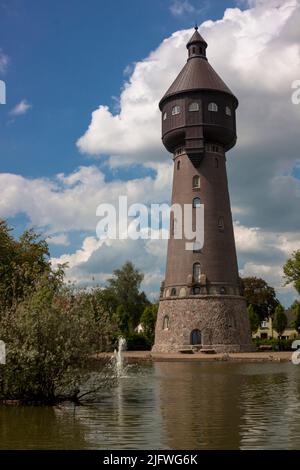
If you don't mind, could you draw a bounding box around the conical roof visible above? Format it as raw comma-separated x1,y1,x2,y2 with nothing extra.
159,29,237,109
186,28,207,47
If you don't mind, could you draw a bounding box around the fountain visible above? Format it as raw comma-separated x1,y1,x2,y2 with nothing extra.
114,336,127,378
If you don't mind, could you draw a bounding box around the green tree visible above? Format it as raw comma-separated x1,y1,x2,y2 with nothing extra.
283,250,300,295
241,277,279,321
291,301,300,334
106,262,149,328
273,304,288,339
0,279,108,404
247,304,260,333
0,220,57,308
140,303,158,344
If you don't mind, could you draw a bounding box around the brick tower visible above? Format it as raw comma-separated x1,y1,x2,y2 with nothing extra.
153,28,252,353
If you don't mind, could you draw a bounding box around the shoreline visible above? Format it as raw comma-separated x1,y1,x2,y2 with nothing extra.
94,350,293,363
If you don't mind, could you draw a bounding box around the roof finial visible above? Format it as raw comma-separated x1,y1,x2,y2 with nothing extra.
194,22,198,31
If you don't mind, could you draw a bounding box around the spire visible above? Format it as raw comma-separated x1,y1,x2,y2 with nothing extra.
186,26,208,60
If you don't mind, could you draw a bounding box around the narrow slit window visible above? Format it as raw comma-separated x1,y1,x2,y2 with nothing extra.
193,263,201,282
192,175,200,188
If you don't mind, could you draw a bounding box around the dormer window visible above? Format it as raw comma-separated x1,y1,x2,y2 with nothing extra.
225,106,232,116
172,105,181,116
208,102,218,112
163,112,167,120
189,102,199,112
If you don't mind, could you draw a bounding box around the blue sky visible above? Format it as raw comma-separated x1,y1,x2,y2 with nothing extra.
0,0,299,306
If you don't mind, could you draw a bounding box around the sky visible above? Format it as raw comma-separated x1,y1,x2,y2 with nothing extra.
0,0,299,306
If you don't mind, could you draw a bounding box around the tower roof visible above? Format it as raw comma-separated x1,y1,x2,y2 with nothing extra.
159,28,238,109
186,28,207,48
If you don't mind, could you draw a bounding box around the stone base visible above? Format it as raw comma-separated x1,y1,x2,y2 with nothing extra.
152,296,253,353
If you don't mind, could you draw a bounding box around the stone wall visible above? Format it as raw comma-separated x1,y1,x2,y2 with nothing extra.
152,296,253,353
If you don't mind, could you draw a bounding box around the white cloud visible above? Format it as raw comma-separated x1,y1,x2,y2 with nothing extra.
170,0,195,16
46,233,70,246
1,0,300,306
10,99,32,116
0,49,9,73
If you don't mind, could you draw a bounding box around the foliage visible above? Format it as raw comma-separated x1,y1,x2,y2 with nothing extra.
241,277,279,321
291,301,300,333
272,304,288,339
126,333,152,351
253,337,294,351
140,304,158,344
0,280,105,403
0,220,62,309
283,250,300,295
106,261,149,328
247,304,260,333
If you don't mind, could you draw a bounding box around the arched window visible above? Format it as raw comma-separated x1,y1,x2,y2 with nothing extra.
172,105,181,116
220,286,226,295
188,102,199,112
193,286,200,295
177,160,180,170
218,217,224,231
171,287,176,296
193,197,201,208
214,157,219,168
163,315,169,330
192,47,196,54
163,112,167,120
192,175,200,188
225,106,232,116
208,102,218,112
190,329,202,345
193,263,201,282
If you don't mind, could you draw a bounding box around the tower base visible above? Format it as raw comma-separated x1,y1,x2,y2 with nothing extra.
152,296,253,353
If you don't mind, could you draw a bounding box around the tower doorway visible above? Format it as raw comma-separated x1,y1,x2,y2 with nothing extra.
190,329,202,345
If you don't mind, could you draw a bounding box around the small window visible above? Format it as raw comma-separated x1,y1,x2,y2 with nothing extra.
163,112,167,120
218,217,224,231
192,175,200,188
192,47,196,54
177,160,180,170
188,102,199,112
171,288,176,296
208,102,218,112
225,106,232,116
172,105,181,116
193,197,201,208
193,263,201,282
163,315,169,330
214,157,219,168
220,286,226,294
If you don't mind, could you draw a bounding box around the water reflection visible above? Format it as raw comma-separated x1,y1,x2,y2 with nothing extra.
0,362,299,449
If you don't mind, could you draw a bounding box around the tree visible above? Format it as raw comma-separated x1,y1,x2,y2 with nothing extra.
273,304,288,339
106,262,149,328
0,279,111,404
247,304,260,333
241,277,279,321
291,301,300,334
140,304,158,344
0,220,57,308
283,250,300,295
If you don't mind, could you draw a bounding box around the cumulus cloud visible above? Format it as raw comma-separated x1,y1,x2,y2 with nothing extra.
0,164,172,233
1,0,300,305
170,0,195,16
9,99,32,116
46,233,70,246
0,49,9,73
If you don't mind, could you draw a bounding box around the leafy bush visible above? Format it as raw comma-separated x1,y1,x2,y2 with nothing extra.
253,337,294,351
125,333,152,351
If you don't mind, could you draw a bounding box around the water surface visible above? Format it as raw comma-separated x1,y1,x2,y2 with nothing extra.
0,361,299,449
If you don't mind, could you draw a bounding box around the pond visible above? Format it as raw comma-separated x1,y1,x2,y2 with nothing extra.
0,361,299,449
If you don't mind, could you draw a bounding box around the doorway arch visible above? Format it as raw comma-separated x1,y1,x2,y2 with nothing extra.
190,329,202,345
